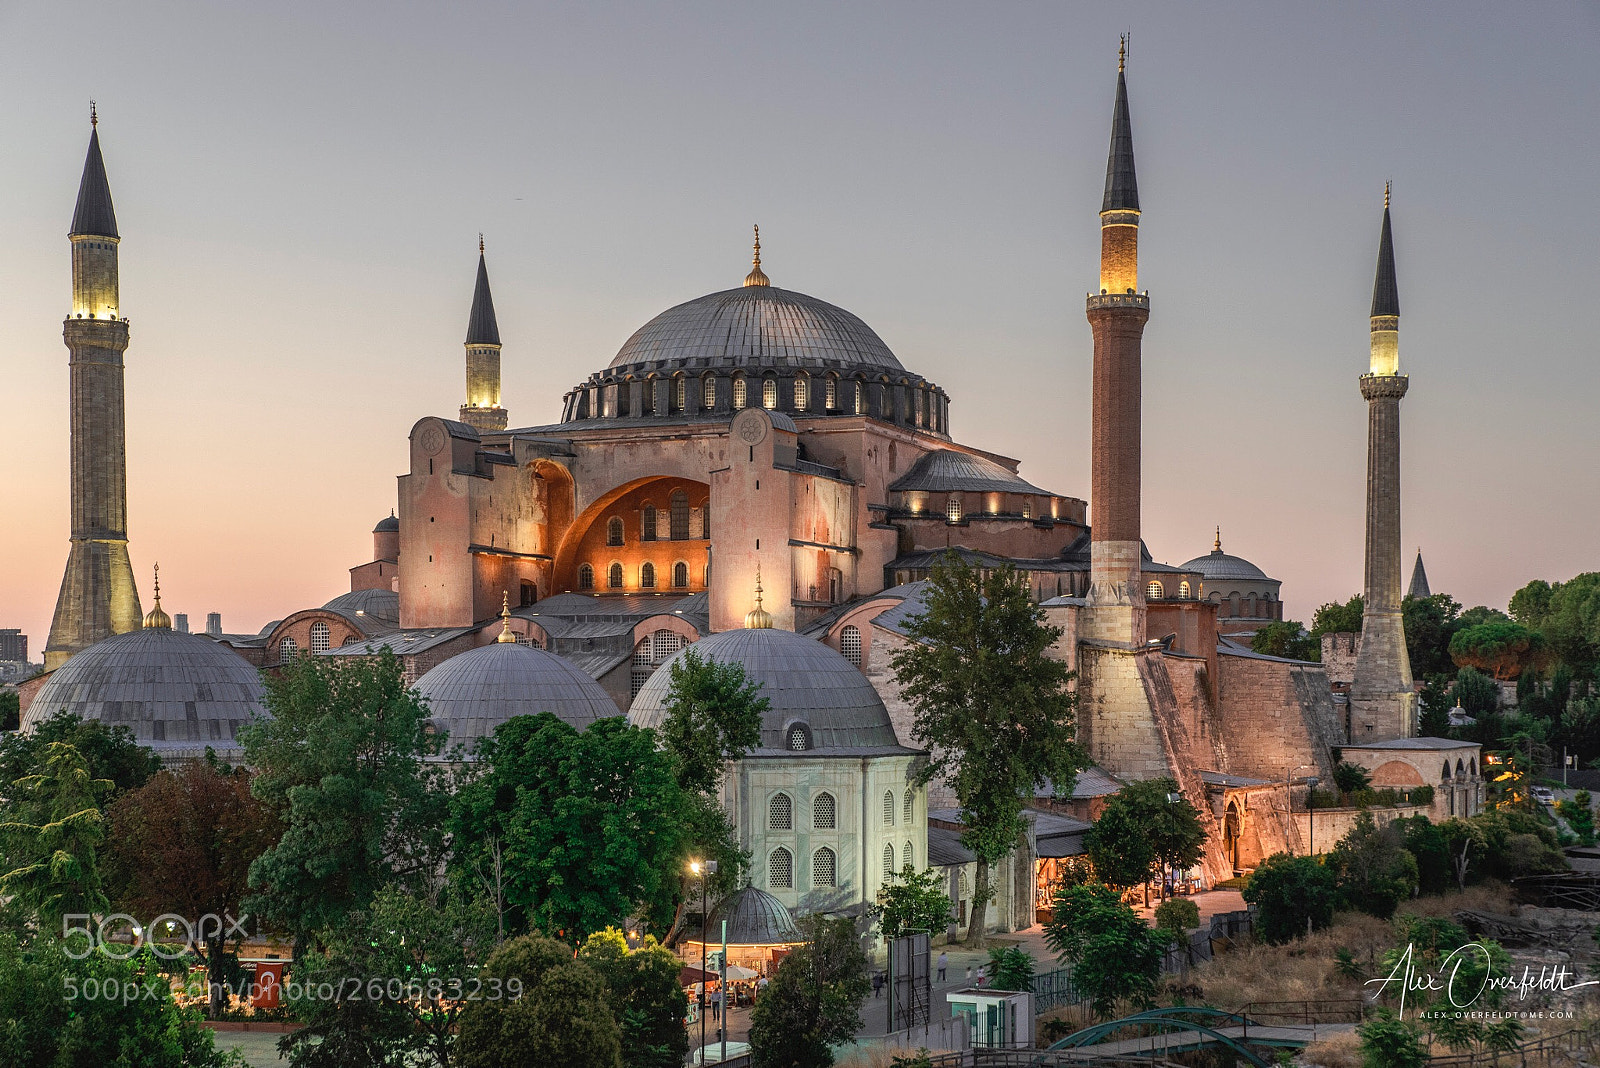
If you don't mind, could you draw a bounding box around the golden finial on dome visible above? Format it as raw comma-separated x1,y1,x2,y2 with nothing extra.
743,566,774,629
1214,526,1222,552
496,591,517,643
744,224,769,287
143,563,171,630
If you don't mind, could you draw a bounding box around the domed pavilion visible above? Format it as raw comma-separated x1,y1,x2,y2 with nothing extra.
1180,529,1284,637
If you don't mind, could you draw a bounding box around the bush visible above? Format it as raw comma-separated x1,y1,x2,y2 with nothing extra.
986,946,1035,992
1042,883,1165,1019
1328,812,1419,919
1333,762,1373,796
1357,1009,1428,1068
1241,853,1338,944
1153,898,1200,932
1453,667,1499,715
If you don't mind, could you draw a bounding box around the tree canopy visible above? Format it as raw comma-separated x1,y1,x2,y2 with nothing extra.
748,915,869,1068
891,555,1085,945
0,711,160,803
456,934,623,1068
655,649,766,796
1043,882,1164,1019
577,927,689,1068
1249,620,1317,661
0,742,110,934
1449,620,1545,680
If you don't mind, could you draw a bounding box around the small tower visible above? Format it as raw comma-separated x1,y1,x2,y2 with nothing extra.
45,110,143,670
1408,549,1431,600
459,236,507,432
1351,186,1416,739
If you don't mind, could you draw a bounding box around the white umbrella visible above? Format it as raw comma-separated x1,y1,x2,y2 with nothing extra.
722,964,758,981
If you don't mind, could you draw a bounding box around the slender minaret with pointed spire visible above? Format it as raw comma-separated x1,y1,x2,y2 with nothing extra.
459,236,507,432
45,108,143,670
1084,37,1151,647
1350,185,1416,739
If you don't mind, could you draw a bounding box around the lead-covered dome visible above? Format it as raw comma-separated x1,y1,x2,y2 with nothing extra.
704,886,804,945
25,628,267,755
609,286,903,372
628,627,905,753
413,642,619,751
1180,548,1270,582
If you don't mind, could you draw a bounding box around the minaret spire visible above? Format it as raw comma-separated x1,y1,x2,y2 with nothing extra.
460,238,508,432
46,114,142,668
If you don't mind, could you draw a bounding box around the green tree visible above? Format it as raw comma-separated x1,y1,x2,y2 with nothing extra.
1509,579,1555,629
451,713,688,942
1084,802,1154,890
653,650,765,943
1402,593,1464,680
1557,790,1595,846
1250,620,1318,661
870,865,954,941
1327,812,1419,919
577,928,689,1068
748,915,869,1068
1449,621,1544,680
1311,595,1364,638
1416,675,1453,737
1453,666,1499,716
890,555,1085,947
0,691,19,733
1241,853,1338,943
0,742,110,934
1332,761,1372,798
456,934,622,1068
241,649,447,944
0,711,160,801
985,945,1034,992
1392,816,1453,895
1356,1009,1428,1068
106,759,282,1017
281,885,495,1068
1153,897,1200,932
1042,882,1164,1019
0,934,236,1068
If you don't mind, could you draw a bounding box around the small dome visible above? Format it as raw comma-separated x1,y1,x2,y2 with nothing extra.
704,886,803,945
889,449,1055,496
1180,549,1270,582
629,627,902,752
373,514,400,533
322,588,401,626
412,642,619,750
608,286,903,372
25,628,268,754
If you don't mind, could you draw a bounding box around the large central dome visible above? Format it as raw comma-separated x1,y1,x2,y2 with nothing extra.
609,285,903,372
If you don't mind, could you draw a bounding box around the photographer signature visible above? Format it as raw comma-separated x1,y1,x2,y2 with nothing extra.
1366,942,1597,1014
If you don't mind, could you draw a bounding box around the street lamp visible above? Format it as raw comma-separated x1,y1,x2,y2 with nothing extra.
689,858,718,1062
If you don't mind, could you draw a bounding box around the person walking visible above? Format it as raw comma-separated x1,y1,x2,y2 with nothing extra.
710,984,721,1022
872,970,884,998
936,951,948,982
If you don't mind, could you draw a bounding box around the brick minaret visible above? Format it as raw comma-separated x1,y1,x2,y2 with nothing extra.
1350,187,1415,739
45,112,143,670
1084,41,1151,647
459,236,508,432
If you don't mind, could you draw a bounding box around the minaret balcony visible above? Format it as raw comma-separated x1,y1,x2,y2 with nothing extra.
1085,291,1150,312
1359,373,1409,401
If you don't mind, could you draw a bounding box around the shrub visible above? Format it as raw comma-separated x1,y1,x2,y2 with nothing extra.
1333,761,1373,797
1153,897,1200,932
986,946,1035,992
1241,853,1338,943
1328,812,1419,919
1357,1009,1428,1068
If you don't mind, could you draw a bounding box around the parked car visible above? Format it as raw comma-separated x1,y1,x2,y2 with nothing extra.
1532,786,1556,805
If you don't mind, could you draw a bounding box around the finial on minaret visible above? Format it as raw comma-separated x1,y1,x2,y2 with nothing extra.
744,566,774,629
90,100,98,127
496,591,517,643
744,224,769,287
1384,181,1391,210
479,232,485,255
1214,526,1222,552
1119,34,1127,73
143,563,172,630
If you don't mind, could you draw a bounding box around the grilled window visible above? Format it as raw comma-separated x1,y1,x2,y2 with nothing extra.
883,790,895,826
769,847,793,889
813,792,836,829
812,847,836,888
673,375,686,412
769,793,793,831
577,564,594,590
670,491,690,540
640,562,655,588
310,622,330,654
673,561,689,588
946,495,962,523
794,374,808,409
1147,581,1164,600
883,843,895,877
903,791,913,825
825,376,838,410
703,375,717,408
608,562,624,589
840,625,863,667
642,504,657,541
607,517,624,546
762,377,778,409
904,840,913,868
279,637,298,662
733,375,747,409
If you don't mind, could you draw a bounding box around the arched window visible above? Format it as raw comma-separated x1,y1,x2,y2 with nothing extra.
641,377,655,415
883,843,896,877
703,375,716,408
762,377,778,409
607,516,624,546
883,790,896,826
1441,761,1452,781
279,637,298,662
577,564,594,590
1457,758,1466,777
904,840,913,869
854,381,865,415
840,625,863,667
794,374,808,409
769,793,793,831
769,847,793,889
700,504,711,540
1022,499,1032,519
1178,580,1191,599
812,792,836,829
1147,581,1164,600
812,847,836,888
673,375,686,412
946,495,962,523
640,562,656,588
786,723,811,751
732,375,747,409
608,562,624,589
670,491,690,540
653,630,684,661
825,375,838,410
673,561,689,588
903,791,913,825
642,504,657,541
310,622,330,654
1469,758,1477,777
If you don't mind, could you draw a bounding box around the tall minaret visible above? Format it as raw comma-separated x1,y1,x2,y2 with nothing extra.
44,109,143,671
1350,186,1415,739
459,236,507,432
1084,38,1151,647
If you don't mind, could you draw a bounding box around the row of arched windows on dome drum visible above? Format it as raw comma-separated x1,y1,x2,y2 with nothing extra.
575,370,947,432
279,622,335,663
577,560,694,591
768,788,912,832
1144,580,1194,601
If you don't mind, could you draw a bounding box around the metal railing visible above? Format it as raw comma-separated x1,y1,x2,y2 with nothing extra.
1423,1020,1600,1067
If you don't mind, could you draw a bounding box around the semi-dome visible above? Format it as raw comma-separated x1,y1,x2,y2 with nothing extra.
609,285,903,373
628,626,904,753
25,627,268,754
412,641,619,751
322,588,401,626
703,885,804,945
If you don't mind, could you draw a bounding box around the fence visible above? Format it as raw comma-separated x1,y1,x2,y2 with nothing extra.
1423,1020,1600,1067
1027,969,1088,1014
1156,908,1255,975
889,1050,1192,1068
1511,871,1600,912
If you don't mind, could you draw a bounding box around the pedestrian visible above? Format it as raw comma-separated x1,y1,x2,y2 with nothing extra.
964,964,973,982
872,970,884,998
711,985,721,1021
936,951,948,982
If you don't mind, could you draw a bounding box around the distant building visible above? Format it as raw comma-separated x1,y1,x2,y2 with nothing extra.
0,629,26,663
206,612,222,636
173,613,189,633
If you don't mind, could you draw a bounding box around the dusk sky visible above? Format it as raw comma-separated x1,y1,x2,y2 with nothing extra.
2,2,1596,649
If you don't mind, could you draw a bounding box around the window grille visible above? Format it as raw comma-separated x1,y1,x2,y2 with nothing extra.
946,495,962,523
673,375,686,412
701,505,711,539
279,637,297,662
578,564,594,590
1146,581,1164,600
794,374,808,409
883,790,895,826
884,843,895,877
762,378,778,409
812,792,836,829
633,640,653,667
903,791,913,824
673,561,689,588
904,840,913,868
769,793,793,831
787,724,810,751
733,376,747,408
608,562,624,589
840,625,863,666
607,517,624,546
310,622,330,654
769,848,793,889
1178,580,1191,598
812,847,836,888
854,382,864,415
703,375,716,408
640,562,655,588
642,504,657,541
825,376,837,410
670,492,690,540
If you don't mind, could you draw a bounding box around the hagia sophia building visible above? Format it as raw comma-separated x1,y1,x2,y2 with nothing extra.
19,51,1484,933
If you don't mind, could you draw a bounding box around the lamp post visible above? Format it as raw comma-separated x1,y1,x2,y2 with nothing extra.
689,858,718,1062
1289,765,1317,856
1304,777,1319,856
